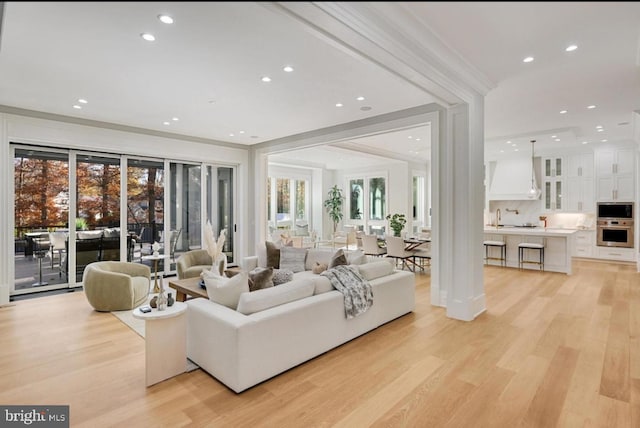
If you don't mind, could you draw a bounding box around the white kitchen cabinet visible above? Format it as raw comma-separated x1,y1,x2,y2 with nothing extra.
572,230,595,258
565,153,594,212
595,147,635,202
596,246,636,262
542,156,564,211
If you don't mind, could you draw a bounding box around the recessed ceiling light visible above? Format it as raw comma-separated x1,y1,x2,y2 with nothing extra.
356,96,365,101
73,105,82,109
565,44,578,52
587,105,596,109
506,140,511,144
500,150,505,153
596,125,603,129
555,138,561,142
335,103,343,107
514,149,519,152
597,128,604,132
158,15,174,24
551,135,557,138
163,121,170,125
408,136,413,139
261,76,271,83
582,141,588,145
141,33,155,42
172,117,179,121
415,138,421,141
283,65,294,72
559,110,567,114
601,139,608,142
523,56,534,63
512,143,517,146
239,130,245,134
229,133,234,137
78,99,88,104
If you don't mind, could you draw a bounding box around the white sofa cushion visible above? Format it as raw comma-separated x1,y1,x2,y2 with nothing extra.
236,279,315,315
203,271,249,310
357,259,395,280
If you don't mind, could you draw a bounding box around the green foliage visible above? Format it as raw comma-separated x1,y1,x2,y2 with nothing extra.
75,217,88,230
386,213,407,237
323,185,344,233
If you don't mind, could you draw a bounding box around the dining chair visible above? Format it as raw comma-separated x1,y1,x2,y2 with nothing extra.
384,235,415,271
362,234,386,257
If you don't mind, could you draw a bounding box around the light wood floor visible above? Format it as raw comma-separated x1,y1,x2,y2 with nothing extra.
1,260,639,427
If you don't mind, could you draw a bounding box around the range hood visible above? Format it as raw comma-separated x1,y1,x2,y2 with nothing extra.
487,156,540,201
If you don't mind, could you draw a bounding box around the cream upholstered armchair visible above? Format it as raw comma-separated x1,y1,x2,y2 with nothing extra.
176,249,213,279
83,261,150,312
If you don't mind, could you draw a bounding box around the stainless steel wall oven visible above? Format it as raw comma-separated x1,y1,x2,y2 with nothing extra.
596,202,634,248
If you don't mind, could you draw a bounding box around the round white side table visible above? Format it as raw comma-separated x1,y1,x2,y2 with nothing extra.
133,301,187,387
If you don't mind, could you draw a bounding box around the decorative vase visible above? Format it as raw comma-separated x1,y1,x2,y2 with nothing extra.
167,292,174,307
156,277,167,311
149,295,158,308
152,241,161,257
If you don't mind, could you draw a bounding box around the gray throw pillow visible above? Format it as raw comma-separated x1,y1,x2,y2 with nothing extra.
329,248,348,268
272,268,294,285
279,246,307,273
249,267,274,292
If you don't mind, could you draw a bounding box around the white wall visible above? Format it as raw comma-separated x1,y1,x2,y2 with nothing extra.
0,112,250,305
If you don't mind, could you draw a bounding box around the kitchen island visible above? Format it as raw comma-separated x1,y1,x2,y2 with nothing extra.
483,227,577,274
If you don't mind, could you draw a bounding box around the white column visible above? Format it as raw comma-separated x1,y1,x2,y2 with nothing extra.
431,98,486,321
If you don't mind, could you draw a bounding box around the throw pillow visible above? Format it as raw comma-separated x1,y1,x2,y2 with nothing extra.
357,259,395,280
265,241,281,269
249,267,274,292
305,249,333,270
312,262,328,274
203,271,249,310
279,246,307,273
329,248,348,268
347,249,368,266
272,268,294,285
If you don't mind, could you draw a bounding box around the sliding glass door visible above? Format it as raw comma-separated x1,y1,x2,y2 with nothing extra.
12,144,237,295
13,148,69,291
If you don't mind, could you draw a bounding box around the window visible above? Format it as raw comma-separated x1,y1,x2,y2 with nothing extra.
368,177,386,220
349,179,364,220
267,172,311,234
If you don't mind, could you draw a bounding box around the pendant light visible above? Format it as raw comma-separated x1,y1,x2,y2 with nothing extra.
528,139,541,199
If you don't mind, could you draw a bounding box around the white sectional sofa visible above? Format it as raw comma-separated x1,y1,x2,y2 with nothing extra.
186,252,415,393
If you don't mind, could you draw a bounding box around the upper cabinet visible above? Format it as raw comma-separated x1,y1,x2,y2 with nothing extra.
565,153,594,212
595,147,635,202
542,156,563,211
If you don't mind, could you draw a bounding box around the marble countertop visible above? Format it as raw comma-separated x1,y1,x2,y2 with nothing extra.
483,226,578,236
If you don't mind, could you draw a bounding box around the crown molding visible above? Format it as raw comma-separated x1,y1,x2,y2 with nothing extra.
0,105,247,150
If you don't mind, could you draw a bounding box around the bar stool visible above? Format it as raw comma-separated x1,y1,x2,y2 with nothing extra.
483,240,506,267
518,241,545,271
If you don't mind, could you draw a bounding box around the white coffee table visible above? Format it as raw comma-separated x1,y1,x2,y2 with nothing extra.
133,301,187,387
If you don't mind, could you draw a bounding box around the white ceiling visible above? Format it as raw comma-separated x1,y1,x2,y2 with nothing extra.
1,2,639,168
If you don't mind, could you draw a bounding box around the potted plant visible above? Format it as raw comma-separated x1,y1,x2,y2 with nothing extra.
323,185,344,234
386,213,407,237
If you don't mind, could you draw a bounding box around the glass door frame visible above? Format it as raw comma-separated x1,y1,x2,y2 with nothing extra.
203,163,238,265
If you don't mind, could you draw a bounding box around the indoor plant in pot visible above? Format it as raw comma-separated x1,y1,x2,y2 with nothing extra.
323,185,344,234
386,213,407,237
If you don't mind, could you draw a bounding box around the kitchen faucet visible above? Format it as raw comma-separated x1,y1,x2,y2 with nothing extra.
496,209,501,227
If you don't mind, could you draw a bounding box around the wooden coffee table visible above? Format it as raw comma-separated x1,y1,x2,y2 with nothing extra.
168,277,208,302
